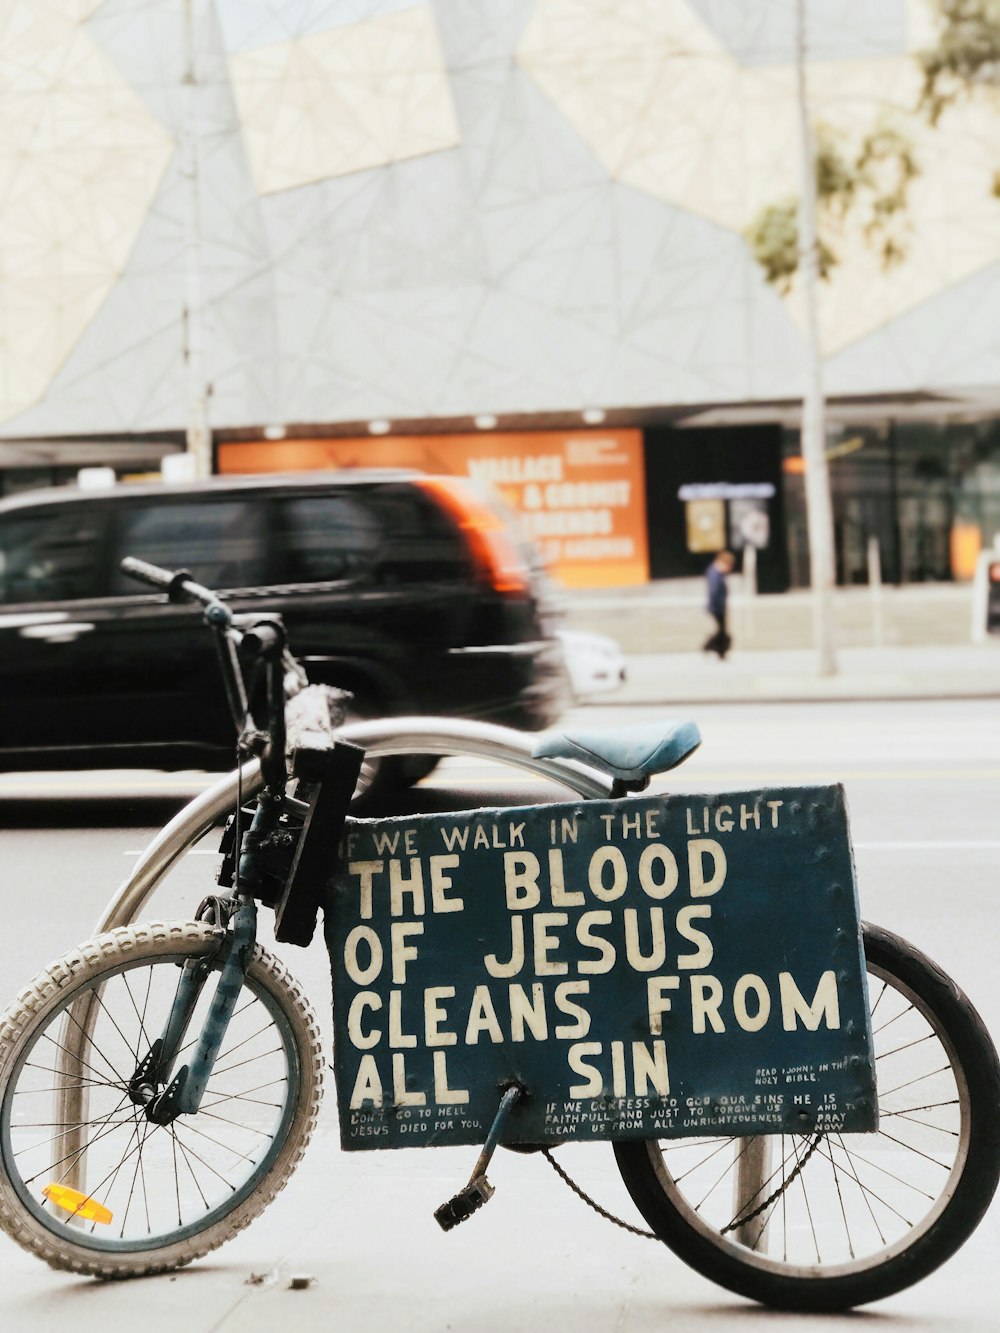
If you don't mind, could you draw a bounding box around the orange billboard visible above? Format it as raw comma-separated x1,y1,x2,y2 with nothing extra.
218,429,649,588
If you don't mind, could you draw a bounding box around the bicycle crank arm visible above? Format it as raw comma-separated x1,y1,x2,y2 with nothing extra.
434,1084,523,1231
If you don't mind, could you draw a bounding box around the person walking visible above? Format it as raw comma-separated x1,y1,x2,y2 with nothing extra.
703,550,734,659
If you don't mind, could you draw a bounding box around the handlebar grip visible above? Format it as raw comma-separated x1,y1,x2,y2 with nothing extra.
119,556,209,606
241,621,284,657
119,556,180,590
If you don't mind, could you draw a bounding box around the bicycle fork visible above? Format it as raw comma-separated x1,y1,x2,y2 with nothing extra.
127,896,258,1125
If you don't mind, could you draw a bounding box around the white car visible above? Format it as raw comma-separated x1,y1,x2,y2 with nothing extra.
557,628,627,699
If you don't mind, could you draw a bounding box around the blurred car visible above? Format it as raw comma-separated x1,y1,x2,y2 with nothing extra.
557,628,627,699
0,470,569,791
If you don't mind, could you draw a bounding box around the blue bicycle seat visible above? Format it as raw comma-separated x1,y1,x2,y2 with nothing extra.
532,720,701,781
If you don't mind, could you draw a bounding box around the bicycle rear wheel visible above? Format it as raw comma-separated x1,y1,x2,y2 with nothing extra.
0,921,323,1278
613,922,1000,1311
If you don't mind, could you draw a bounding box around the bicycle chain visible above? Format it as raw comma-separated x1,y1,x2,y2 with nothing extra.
542,1149,658,1240
542,1130,826,1242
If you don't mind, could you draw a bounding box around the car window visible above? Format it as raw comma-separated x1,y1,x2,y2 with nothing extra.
111,500,267,592
0,507,103,604
369,490,473,580
273,495,383,582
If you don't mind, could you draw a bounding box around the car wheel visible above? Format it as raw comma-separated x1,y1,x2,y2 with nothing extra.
341,699,438,808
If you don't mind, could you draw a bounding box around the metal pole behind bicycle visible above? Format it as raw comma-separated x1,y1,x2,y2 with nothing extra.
55,992,101,1197
732,1135,772,1251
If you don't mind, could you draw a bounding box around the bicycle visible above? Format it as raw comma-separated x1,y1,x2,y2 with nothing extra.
0,558,997,1313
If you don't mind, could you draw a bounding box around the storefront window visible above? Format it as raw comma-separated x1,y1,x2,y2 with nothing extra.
783,418,1000,586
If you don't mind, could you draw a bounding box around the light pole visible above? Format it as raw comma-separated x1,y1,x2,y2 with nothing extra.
795,0,838,675
181,0,211,479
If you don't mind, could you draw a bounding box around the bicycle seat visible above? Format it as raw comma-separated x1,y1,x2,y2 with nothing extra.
532,720,701,781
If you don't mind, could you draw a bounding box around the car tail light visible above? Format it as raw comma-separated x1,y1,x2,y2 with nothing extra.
416,475,530,594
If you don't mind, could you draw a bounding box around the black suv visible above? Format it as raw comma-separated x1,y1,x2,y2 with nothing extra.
0,471,568,780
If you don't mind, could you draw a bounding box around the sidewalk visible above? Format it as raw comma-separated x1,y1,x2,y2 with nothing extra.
563,580,1000,705
602,643,1000,706
4,1127,995,1332
562,581,979,656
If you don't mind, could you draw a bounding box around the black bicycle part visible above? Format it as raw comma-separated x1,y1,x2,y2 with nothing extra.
273,740,365,947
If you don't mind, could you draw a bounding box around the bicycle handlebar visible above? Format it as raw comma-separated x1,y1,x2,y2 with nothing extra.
120,556,220,610
119,556,300,787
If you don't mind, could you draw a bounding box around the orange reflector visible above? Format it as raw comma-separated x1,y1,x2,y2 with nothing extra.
42,1184,113,1225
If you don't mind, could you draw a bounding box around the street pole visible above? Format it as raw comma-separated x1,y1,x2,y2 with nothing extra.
796,0,838,675
181,0,211,479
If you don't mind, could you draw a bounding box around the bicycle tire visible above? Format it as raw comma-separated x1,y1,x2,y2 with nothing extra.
613,921,1000,1311
0,920,323,1278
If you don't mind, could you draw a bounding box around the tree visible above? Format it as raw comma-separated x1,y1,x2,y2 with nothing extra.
747,0,999,673
918,0,1000,123
747,123,918,290
749,0,1000,287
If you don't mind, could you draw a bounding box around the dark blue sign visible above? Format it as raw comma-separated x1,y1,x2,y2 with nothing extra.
329,786,876,1150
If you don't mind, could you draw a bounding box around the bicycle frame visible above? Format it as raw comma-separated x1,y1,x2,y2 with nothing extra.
55,718,614,1191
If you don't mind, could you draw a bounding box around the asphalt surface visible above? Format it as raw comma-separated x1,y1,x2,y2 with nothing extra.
1,669,998,1331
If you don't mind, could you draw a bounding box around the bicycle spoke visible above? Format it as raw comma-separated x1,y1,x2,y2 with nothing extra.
209,1044,284,1079
876,1032,937,1062
879,1064,952,1100
879,1098,958,1117
200,1075,288,1110
167,1125,242,1194
666,1137,736,1187
172,997,257,1062
36,1025,124,1091
16,1113,139,1160
23,1092,136,1186
885,1109,959,1136
792,1135,822,1265
119,1119,157,1239
825,1136,888,1248
0,937,315,1266
91,1116,147,1224
18,1066,123,1093
820,1138,913,1229
131,966,156,1055
169,1117,261,1167
169,1127,211,1213
871,1001,915,1039
90,980,144,1071
191,1108,276,1137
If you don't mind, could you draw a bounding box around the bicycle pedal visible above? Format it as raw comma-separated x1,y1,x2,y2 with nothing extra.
434,1177,495,1231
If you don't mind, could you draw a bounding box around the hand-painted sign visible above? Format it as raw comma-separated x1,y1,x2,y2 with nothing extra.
328,786,876,1150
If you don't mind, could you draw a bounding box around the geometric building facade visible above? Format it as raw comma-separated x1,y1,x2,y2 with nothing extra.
2,0,1000,586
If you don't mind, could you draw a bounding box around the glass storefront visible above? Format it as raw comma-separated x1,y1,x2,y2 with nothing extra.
782,418,1000,586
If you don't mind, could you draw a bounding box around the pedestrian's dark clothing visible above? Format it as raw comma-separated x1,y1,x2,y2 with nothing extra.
706,564,727,618
703,562,731,659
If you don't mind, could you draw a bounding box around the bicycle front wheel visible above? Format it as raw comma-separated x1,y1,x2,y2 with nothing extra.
0,921,323,1278
613,922,1000,1311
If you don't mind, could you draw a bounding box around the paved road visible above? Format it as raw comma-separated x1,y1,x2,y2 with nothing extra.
0,697,998,1331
